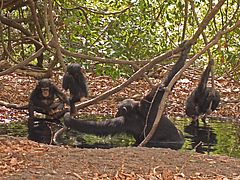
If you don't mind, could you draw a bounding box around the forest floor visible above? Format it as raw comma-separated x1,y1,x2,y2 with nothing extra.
0,135,240,179
0,68,240,179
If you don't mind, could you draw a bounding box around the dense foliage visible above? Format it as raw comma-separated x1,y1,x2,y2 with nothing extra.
0,0,239,78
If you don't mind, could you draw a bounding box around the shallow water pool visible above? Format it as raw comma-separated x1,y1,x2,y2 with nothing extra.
173,117,240,158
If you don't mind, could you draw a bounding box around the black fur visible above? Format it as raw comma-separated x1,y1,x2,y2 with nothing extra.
29,78,69,118
62,63,88,114
185,64,220,122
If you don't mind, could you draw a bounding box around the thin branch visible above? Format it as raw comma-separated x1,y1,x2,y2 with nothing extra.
29,0,48,48
0,100,28,109
189,0,213,60
68,0,132,15
225,57,240,85
132,63,154,88
48,0,67,72
85,4,133,54
0,22,19,64
85,19,115,54
181,0,188,41
55,45,148,65
0,40,48,76
188,0,226,46
151,2,164,28
44,0,51,41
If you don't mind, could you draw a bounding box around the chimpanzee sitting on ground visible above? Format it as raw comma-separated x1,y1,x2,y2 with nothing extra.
59,41,191,149
62,63,88,116
29,78,70,120
185,63,220,124
28,78,70,143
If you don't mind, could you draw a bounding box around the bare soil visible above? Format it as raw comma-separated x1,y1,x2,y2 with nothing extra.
1,136,240,180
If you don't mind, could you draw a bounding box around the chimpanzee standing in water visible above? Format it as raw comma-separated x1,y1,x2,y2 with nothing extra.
185,63,220,124
62,63,88,116
29,78,70,120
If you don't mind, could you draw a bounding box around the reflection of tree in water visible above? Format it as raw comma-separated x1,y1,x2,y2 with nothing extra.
184,122,217,154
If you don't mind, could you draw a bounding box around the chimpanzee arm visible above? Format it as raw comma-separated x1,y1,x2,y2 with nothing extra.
64,112,127,136
74,73,88,97
198,63,211,94
163,41,191,87
62,73,73,91
52,85,70,105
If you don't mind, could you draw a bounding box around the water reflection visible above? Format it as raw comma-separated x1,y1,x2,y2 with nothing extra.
184,122,217,153
174,117,240,158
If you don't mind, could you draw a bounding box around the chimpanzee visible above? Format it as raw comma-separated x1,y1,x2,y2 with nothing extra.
57,41,192,149
115,99,184,147
62,63,88,116
29,78,70,120
62,93,184,149
185,63,220,124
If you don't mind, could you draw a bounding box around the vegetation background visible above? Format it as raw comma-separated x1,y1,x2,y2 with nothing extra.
0,0,240,178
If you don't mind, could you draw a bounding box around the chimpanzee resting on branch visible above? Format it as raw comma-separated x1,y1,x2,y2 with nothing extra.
185,63,220,124
62,63,88,116
55,41,191,149
29,78,70,120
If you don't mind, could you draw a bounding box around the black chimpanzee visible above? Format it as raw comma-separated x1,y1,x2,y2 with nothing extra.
185,63,220,124
62,63,88,116
56,41,191,149
29,78,70,120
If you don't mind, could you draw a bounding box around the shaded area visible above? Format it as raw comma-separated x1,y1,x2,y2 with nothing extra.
184,122,217,153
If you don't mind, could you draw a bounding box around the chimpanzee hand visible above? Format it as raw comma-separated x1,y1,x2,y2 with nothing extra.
48,109,55,115
207,91,215,101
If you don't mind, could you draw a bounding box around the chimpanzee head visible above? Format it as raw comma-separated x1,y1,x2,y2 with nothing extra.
38,78,52,98
115,99,140,117
67,63,83,75
185,96,200,121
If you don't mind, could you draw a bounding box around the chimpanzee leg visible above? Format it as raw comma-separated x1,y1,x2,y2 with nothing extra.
29,101,66,120
70,102,77,115
29,104,49,118
50,101,64,111
50,101,67,119
28,101,49,118
28,117,34,134
28,101,35,118
69,95,81,115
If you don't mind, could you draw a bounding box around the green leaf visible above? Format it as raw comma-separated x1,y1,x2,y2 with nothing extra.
190,149,196,154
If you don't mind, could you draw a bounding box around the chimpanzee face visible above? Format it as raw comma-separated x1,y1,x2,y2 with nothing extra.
116,99,139,117
38,78,52,98
41,87,50,97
